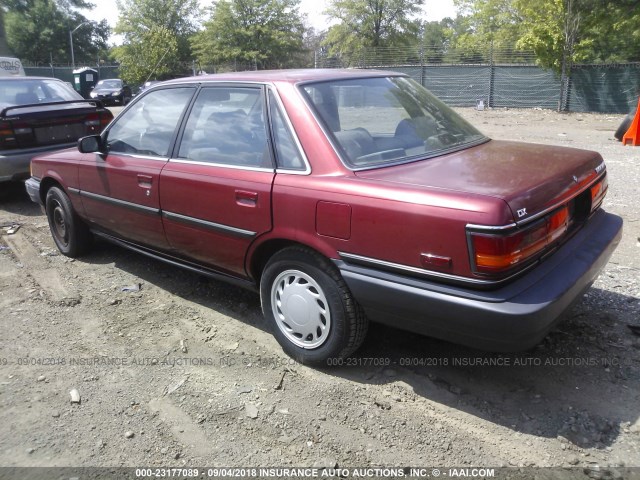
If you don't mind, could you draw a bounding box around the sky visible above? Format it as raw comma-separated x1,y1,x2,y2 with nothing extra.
85,0,457,42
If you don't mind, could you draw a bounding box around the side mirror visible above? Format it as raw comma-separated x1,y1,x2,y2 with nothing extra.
78,135,104,153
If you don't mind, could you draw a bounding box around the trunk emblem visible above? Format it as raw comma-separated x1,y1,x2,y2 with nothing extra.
517,208,527,218
573,175,579,183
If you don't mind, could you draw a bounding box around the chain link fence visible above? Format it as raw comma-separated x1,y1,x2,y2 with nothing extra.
17,48,640,114
315,46,640,114
22,62,121,84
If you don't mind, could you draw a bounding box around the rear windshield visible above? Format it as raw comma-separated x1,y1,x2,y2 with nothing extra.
300,76,487,169
0,78,82,108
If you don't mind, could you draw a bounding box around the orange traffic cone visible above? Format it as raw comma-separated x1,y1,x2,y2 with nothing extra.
623,98,640,146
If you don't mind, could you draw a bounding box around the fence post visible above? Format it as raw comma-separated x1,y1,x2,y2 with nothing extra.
419,24,425,85
487,44,495,108
558,53,572,112
563,67,572,112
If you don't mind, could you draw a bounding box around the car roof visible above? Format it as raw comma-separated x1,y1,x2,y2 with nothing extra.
162,69,405,86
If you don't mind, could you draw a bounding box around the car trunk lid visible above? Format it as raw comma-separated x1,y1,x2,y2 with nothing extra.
355,139,604,223
0,100,112,150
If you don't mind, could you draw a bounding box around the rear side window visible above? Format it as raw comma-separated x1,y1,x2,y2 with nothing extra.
177,87,270,168
105,87,194,157
268,91,305,171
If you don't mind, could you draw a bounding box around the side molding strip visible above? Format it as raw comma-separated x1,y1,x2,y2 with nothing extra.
162,210,256,239
79,190,160,215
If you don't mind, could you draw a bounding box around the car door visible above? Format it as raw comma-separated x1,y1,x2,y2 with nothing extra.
77,86,195,249
159,85,275,277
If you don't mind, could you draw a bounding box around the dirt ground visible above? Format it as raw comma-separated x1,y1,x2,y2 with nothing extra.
0,107,639,478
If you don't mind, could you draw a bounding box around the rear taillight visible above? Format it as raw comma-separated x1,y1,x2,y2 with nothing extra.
469,207,569,276
85,111,113,133
590,174,608,212
0,121,17,148
100,111,113,130
85,113,101,127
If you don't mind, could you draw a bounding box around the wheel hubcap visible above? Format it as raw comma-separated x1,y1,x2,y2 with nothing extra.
271,269,331,349
51,201,68,246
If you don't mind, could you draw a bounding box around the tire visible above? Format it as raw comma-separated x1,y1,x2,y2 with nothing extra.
45,186,92,257
614,111,635,141
260,247,368,366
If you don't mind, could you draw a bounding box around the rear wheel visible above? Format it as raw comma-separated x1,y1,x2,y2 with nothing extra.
260,247,368,366
45,186,92,257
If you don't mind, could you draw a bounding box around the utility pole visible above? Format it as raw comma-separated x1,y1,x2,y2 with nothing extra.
69,21,91,70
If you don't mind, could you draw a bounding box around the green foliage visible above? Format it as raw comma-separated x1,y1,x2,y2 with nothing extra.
112,25,179,85
2,0,109,64
452,0,522,60
191,0,307,69
0,0,93,12
456,0,640,70
114,0,199,60
420,16,493,64
514,0,575,71
114,0,199,82
323,0,423,62
576,0,640,63
514,0,640,70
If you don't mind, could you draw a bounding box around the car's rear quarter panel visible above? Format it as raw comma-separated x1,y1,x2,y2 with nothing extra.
269,173,513,279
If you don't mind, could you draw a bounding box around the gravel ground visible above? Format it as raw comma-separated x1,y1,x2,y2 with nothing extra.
0,107,639,479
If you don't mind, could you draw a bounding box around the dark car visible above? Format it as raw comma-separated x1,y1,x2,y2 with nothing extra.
137,80,162,95
26,70,622,365
0,76,113,182
89,78,132,106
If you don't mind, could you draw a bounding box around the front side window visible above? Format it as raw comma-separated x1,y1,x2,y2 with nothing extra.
177,87,270,168
301,76,487,169
105,87,194,157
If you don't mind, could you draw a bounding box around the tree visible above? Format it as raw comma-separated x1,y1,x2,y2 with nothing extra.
323,0,424,62
574,0,640,63
501,0,640,68
113,0,199,82
0,0,93,12
190,0,307,70
452,0,523,61
514,0,579,72
2,0,109,64
421,17,468,63
114,0,199,61
112,25,179,85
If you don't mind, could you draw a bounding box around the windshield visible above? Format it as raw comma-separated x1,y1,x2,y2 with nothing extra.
97,79,122,89
301,76,487,169
0,78,82,108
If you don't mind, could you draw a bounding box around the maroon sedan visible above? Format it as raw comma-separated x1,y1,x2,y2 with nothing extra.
26,70,622,365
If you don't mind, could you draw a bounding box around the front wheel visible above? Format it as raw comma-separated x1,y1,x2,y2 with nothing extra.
260,247,368,365
45,186,92,257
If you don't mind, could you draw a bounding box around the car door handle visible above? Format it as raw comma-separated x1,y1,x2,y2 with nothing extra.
235,190,258,207
137,174,153,188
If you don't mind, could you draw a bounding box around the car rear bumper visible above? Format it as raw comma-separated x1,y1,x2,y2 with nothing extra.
337,209,623,352
0,144,75,182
